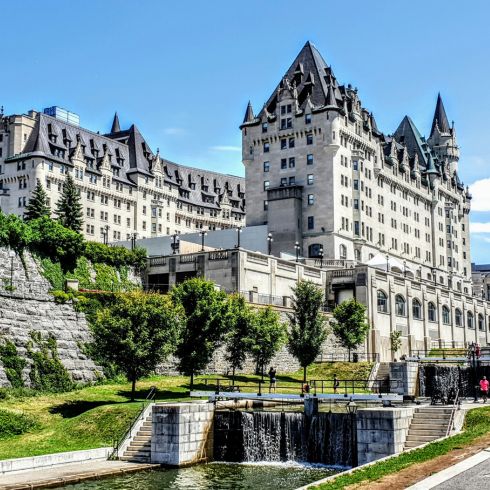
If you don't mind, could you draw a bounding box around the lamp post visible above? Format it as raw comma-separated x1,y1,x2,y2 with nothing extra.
386,254,389,273
470,342,479,403
403,260,407,278
295,241,300,262
432,268,437,285
346,399,358,467
171,234,180,254
235,226,242,249
130,232,138,251
9,250,15,289
200,230,207,251
103,225,110,245
319,246,324,268
267,233,273,255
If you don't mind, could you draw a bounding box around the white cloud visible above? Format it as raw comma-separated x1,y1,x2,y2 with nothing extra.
470,222,490,233
469,178,490,211
163,127,186,136
209,145,241,152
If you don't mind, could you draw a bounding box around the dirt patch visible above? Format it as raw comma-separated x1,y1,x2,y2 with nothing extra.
346,433,490,490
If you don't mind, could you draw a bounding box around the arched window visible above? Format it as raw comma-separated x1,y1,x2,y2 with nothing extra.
428,302,437,322
478,314,485,331
308,243,322,258
395,294,406,316
455,309,462,327
467,311,474,329
442,305,450,325
377,290,388,313
412,299,422,320
354,249,361,261
340,244,347,260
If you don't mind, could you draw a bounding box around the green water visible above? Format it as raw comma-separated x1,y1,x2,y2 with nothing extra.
66,463,338,490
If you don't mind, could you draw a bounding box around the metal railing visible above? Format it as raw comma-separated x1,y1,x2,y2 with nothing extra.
314,352,380,363
109,386,157,460
446,387,460,436
411,348,468,360
309,378,403,395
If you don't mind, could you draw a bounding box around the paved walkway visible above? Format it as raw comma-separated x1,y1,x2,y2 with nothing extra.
0,460,157,490
406,448,490,490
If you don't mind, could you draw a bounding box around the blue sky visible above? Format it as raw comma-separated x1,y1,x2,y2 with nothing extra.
2,1,490,262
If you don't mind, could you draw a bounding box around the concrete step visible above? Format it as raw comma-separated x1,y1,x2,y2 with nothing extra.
416,408,453,414
136,429,152,436
410,418,450,425
123,449,151,457
133,435,152,442
409,428,447,436
405,434,442,443
128,442,150,450
120,455,151,462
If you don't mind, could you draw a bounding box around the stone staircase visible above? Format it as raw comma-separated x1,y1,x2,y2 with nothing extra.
119,413,152,462
404,407,453,449
374,362,391,393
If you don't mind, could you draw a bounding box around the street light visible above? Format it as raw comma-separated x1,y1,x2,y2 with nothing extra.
267,233,273,255
386,254,390,273
295,242,301,262
235,226,242,249
319,246,324,268
103,225,110,245
171,234,180,255
200,230,207,251
403,260,407,278
346,398,358,467
9,250,15,289
130,232,138,251
346,398,358,414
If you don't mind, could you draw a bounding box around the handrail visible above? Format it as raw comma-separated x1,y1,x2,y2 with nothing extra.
109,386,157,460
446,387,460,437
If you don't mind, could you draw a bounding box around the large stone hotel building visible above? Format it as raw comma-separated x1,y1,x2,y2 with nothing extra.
0,109,245,242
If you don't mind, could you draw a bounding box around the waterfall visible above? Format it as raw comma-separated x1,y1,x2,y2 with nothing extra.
214,411,354,466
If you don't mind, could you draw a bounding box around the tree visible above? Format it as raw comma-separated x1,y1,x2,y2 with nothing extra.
287,280,328,383
55,173,83,233
390,330,402,359
224,295,255,384
0,212,32,253
331,299,370,361
248,306,286,381
24,180,50,221
171,278,231,389
90,291,182,400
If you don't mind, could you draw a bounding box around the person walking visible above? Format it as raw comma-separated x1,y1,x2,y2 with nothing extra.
333,374,340,394
268,367,277,393
480,376,489,403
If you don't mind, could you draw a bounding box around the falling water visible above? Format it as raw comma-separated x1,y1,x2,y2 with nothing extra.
214,411,354,467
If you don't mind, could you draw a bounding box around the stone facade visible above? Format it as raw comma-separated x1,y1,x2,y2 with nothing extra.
0,248,100,387
0,110,245,243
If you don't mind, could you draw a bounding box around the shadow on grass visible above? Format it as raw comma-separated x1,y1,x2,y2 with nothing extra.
115,389,190,401
49,400,122,418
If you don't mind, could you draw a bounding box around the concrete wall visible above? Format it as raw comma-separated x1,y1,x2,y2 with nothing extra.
151,402,214,466
389,362,419,396
356,407,415,465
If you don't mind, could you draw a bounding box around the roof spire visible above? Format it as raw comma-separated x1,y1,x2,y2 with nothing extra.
110,112,121,133
243,101,255,124
430,93,450,136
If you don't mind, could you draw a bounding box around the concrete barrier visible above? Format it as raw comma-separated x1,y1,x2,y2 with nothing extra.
0,447,112,474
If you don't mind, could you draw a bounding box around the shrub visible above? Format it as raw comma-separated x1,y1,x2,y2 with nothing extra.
40,257,65,290
0,340,26,388
0,409,39,439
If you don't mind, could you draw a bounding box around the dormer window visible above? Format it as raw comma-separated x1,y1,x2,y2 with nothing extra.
305,114,312,124
281,104,292,115
262,122,268,133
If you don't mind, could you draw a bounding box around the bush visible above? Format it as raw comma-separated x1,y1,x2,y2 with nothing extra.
0,409,39,439
84,242,147,269
0,340,26,388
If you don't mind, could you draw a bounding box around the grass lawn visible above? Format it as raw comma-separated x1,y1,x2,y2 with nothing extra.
314,406,490,489
0,362,372,461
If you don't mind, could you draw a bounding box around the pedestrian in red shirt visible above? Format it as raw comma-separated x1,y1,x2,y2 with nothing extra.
480,376,489,403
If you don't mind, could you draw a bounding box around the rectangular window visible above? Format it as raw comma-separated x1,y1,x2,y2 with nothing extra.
263,161,270,172
307,216,314,229
263,181,270,190
289,157,295,168
289,137,295,148
307,194,314,205
307,154,314,165
353,180,359,190
306,134,313,145
263,143,269,153
263,200,268,210
281,139,287,150
307,174,314,185
280,177,287,186
281,158,287,169
262,122,268,133
289,176,295,185
354,199,359,210
354,221,360,236
305,114,312,124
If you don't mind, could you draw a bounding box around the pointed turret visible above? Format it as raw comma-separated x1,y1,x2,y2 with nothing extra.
243,101,255,124
430,94,450,137
110,112,121,133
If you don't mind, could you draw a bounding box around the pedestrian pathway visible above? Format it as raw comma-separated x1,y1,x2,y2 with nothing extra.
0,460,158,490
406,447,490,489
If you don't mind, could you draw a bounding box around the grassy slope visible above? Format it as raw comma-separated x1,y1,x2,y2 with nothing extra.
316,406,490,489
0,363,372,460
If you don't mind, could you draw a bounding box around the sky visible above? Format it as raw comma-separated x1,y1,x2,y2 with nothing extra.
2,0,490,262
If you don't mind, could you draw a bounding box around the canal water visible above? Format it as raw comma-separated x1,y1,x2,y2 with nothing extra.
66,462,339,489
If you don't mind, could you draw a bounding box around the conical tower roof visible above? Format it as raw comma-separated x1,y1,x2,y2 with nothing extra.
430,94,450,136
110,112,121,133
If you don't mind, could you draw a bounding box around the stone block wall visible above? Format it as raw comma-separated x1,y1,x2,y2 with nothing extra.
151,402,214,466
357,407,415,465
0,248,100,387
389,362,420,396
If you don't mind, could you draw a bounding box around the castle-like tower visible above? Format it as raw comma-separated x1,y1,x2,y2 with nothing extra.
241,41,472,290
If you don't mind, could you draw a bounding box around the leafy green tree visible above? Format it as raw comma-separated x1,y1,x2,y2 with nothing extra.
287,280,328,383
90,291,182,400
390,330,402,359
0,212,32,252
171,278,231,389
248,306,286,381
225,295,255,384
24,180,50,221
331,299,370,361
55,173,83,232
